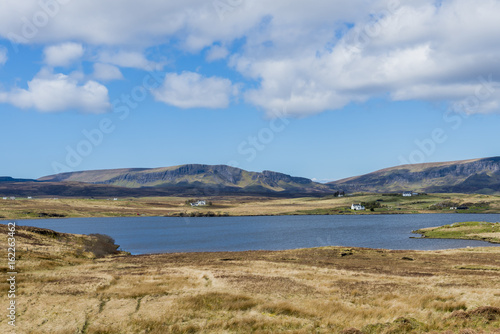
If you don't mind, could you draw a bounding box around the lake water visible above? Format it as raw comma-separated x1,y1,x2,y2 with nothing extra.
7,214,500,255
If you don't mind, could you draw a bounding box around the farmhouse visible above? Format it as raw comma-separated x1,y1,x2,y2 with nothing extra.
190,200,207,207
402,191,413,197
351,203,365,211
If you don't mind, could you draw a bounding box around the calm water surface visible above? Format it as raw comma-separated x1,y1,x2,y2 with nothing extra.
7,214,500,255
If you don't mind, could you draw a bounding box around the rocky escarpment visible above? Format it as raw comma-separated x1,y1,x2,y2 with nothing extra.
329,157,500,194
99,165,245,186
0,176,37,183
39,164,334,194
256,170,312,185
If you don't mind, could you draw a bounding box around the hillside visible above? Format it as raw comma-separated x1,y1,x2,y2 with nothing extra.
329,157,500,194
0,176,36,183
39,164,334,194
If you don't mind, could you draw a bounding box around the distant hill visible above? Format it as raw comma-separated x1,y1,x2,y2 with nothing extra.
0,177,36,183
5,158,500,198
329,157,500,194
38,164,334,195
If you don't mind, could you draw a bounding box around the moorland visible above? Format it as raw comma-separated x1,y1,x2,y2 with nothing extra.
1,224,500,334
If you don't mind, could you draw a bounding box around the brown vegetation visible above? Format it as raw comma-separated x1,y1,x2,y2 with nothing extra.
1,225,500,333
2,193,500,220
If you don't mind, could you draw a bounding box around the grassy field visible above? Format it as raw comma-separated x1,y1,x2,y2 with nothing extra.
1,193,500,220
414,221,500,244
1,225,500,333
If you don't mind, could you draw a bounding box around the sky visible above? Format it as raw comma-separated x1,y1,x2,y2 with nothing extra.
1,0,500,181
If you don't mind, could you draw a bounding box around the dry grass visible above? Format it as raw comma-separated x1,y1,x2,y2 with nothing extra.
1,225,500,333
2,193,500,220
415,222,500,244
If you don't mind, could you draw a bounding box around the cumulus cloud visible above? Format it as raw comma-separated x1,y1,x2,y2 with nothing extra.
98,50,164,70
152,71,234,109
92,63,123,81
1,0,500,116
0,0,377,49
44,43,84,67
0,46,7,65
206,45,229,62
0,69,110,113
236,0,500,116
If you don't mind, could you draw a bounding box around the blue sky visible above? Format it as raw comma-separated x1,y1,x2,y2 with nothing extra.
1,0,500,181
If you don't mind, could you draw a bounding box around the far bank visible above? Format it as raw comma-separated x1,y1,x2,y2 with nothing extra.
1,193,500,220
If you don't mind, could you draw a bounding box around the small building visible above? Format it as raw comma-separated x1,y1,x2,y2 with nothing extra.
2,197,7,200
190,200,207,207
402,191,413,197
113,198,118,201
10,197,16,200
351,203,365,211
27,196,33,199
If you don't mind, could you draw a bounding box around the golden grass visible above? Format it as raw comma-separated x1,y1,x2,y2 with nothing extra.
1,225,500,333
415,222,500,244
2,193,500,220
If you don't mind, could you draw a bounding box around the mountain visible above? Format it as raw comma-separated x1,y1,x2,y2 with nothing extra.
7,158,500,197
329,157,500,194
0,176,36,183
39,164,334,195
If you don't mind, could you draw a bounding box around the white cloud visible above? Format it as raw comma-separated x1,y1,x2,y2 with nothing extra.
0,46,7,65
0,69,110,113
92,63,123,81
44,43,84,67
1,0,500,116
0,0,378,49
206,45,229,62
235,0,500,116
153,71,234,109
98,50,164,70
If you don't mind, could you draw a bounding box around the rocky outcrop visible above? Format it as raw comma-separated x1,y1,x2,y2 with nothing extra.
0,177,37,183
329,157,500,194
38,164,334,194
100,165,244,186
259,170,311,185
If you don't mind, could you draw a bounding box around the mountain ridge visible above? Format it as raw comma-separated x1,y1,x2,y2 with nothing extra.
329,156,500,194
39,164,333,194
4,158,500,197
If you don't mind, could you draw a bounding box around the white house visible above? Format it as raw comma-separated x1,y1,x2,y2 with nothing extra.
351,203,365,211
402,191,413,197
27,196,33,199
2,197,7,200
190,200,207,207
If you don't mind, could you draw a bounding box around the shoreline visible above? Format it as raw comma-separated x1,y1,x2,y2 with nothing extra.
2,193,500,220
2,224,500,333
2,219,499,257
3,210,500,221
413,221,500,244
